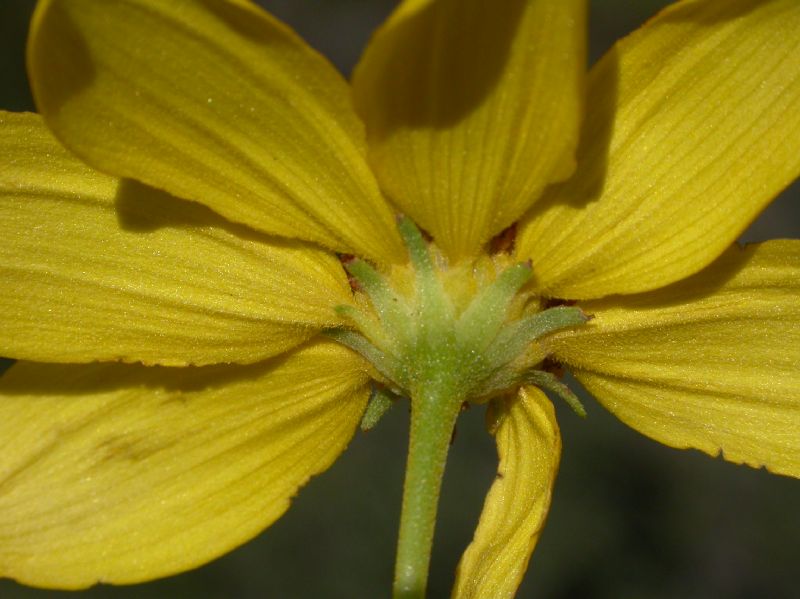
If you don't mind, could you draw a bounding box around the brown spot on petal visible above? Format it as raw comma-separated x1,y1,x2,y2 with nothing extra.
489,223,517,254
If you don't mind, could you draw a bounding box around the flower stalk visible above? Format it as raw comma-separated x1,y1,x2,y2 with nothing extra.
393,383,464,599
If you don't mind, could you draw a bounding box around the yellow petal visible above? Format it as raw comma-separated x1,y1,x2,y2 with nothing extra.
0,339,369,589
353,0,586,259
517,0,800,299
28,0,403,264
0,111,353,366
549,240,800,477
452,387,561,599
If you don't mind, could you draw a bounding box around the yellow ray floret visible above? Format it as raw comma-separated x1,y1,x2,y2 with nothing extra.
549,240,800,477
0,340,369,589
353,0,586,259
0,111,354,366
453,387,561,599
517,0,800,299
27,0,403,263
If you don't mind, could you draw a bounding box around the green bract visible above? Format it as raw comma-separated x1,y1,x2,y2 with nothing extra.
329,217,589,406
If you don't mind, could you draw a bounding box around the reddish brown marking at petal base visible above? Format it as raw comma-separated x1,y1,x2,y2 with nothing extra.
337,253,362,292
489,223,517,254
542,358,565,379
543,297,577,309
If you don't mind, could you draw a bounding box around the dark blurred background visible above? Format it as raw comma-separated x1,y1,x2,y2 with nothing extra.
1,1,799,598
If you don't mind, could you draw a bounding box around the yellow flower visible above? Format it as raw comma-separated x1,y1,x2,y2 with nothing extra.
0,1,798,598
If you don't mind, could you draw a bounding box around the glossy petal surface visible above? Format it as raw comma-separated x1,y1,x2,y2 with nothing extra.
0,111,352,366
0,340,369,588
549,241,800,477
353,0,585,258
452,387,561,598
28,0,403,263
518,0,800,299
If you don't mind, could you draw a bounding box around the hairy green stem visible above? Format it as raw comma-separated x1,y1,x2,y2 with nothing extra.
393,385,463,599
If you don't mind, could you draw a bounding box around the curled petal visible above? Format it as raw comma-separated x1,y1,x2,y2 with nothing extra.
452,387,561,598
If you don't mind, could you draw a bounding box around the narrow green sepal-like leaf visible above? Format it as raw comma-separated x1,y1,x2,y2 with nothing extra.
397,215,452,325
344,260,413,341
344,257,386,291
324,328,398,383
335,304,390,348
397,215,435,277
491,306,589,368
457,262,532,350
512,306,589,341
470,367,521,402
361,385,401,431
524,369,587,418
